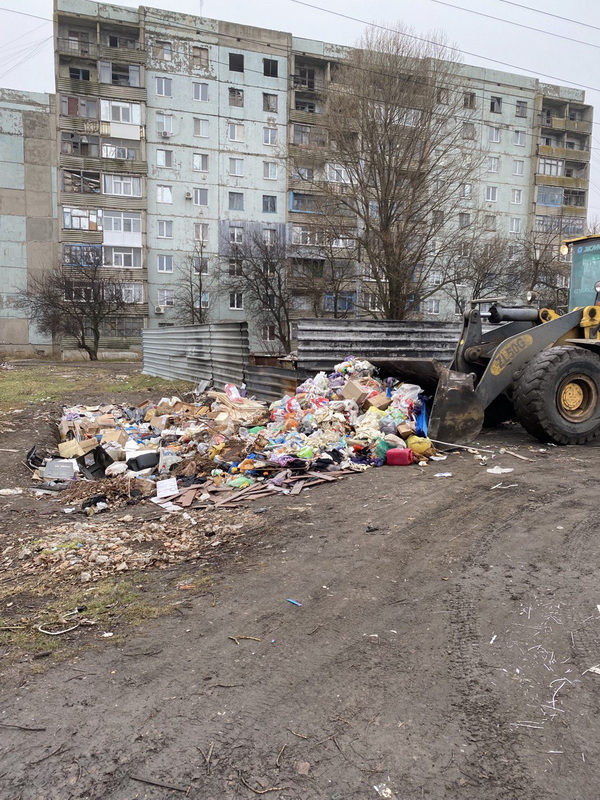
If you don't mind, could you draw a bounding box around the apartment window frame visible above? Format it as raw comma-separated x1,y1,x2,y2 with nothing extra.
229,225,244,244
514,129,526,146
228,87,244,107
509,217,522,234
193,187,208,206
490,96,502,113
263,127,278,146
229,53,244,72
193,255,209,274
229,291,244,309
485,185,498,203
488,126,501,143
192,81,209,102
229,191,244,211
193,152,209,172
424,298,440,315
194,222,209,243
228,157,244,177
157,219,173,238
194,117,209,138
157,254,174,273
192,45,209,69
155,76,172,97
263,92,278,113
463,91,476,109
156,148,173,168
156,184,173,203
154,40,172,61
262,195,277,213
156,112,173,135
513,159,525,176
102,173,142,197
511,188,523,205
263,161,278,180
104,246,142,269
515,100,528,118
228,122,245,142
487,156,500,173
103,210,141,233
263,58,278,77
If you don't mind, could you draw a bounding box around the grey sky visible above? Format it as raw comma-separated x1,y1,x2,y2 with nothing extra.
1,0,598,216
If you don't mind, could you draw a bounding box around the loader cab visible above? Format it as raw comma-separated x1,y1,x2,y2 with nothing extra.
563,234,600,309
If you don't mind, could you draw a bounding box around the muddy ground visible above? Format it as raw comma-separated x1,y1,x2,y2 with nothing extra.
1,364,600,799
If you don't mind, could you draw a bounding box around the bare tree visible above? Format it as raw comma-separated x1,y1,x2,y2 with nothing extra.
309,24,480,319
173,240,213,325
15,262,129,360
223,225,294,353
516,228,571,310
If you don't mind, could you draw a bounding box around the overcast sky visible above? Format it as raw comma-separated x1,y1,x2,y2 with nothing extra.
1,0,598,216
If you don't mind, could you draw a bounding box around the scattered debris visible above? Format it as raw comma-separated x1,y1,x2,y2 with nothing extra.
486,466,515,475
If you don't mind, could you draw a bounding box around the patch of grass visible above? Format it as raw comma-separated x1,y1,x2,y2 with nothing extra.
0,370,77,409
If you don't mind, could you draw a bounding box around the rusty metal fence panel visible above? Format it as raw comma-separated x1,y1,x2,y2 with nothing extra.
296,319,462,372
244,365,300,403
142,323,248,387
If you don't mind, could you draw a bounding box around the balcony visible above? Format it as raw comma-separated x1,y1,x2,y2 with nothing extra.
539,114,593,136
57,37,99,59
535,174,588,190
99,43,146,64
57,76,147,103
60,153,147,175
538,144,590,162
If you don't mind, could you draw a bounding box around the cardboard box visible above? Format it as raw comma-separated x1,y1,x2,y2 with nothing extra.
364,392,392,411
100,429,129,446
397,422,414,440
58,438,98,459
340,379,370,407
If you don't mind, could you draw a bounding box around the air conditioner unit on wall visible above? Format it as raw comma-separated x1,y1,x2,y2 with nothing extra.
185,191,193,199
161,131,172,138
154,305,165,314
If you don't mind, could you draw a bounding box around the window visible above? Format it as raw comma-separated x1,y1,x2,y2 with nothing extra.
193,187,208,206
62,207,102,231
121,283,143,304
294,124,311,145
513,159,525,176
263,228,277,246
62,132,99,157
564,189,586,207
463,91,476,109
487,156,499,173
296,99,316,113
432,210,444,227
154,40,172,61
103,174,142,197
69,67,90,81
193,256,209,274
424,299,440,314
263,161,278,180
194,117,209,138
324,292,354,313
291,225,321,245
98,63,140,87
229,259,243,276
157,185,172,203
262,195,277,213
156,113,173,134
263,93,278,112
437,88,449,104
61,96,97,119
157,219,173,238
514,130,526,146
157,289,175,307
229,88,244,107
229,225,244,244
193,153,209,172
229,291,243,309
157,255,174,273
327,163,350,183
228,122,244,141
229,192,244,211
101,141,136,160
538,157,564,176
194,222,209,243
101,316,142,338
510,217,522,234
63,244,101,267
104,100,138,123
229,53,244,72
366,293,382,312
516,100,528,117
484,215,496,231
104,246,142,268
332,234,355,248
194,292,210,309
485,186,498,202
511,189,522,204
263,58,278,77
156,149,172,167
156,77,172,97
192,46,209,69
430,271,443,286
63,169,100,194
263,127,278,145
228,157,243,176
193,82,209,102
103,211,140,233
490,96,502,113
537,185,562,207
460,183,472,199
488,126,501,143
462,122,475,139
262,325,276,341
291,193,316,212
459,212,471,228
293,166,314,181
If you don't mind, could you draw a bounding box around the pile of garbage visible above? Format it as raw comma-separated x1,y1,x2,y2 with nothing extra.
29,357,441,514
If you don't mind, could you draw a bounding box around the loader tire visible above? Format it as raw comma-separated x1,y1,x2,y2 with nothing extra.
514,346,600,445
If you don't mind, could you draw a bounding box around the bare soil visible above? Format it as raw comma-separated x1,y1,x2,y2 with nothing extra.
1,364,600,799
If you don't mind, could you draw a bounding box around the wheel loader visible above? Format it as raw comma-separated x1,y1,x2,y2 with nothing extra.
371,234,600,445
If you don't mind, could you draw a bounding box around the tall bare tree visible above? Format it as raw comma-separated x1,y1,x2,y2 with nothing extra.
223,225,294,353
173,240,213,325
516,228,571,310
15,262,130,360
310,24,480,319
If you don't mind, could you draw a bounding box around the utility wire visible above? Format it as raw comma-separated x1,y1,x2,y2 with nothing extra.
288,0,600,94
497,0,600,33
0,36,52,79
429,0,600,50
0,6,52,23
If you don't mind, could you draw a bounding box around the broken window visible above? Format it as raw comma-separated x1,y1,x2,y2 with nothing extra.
69,67,90,81
229,88,244,107
229,53,244,72
192,46,209,69
295,67,315,90
61,133,99,157
263,93,278,112
101,140,137,160
516,100,528,117
563,189,586,207
154,40,172,61
463,91,476,109
490,96,502,113
99,61,140,87
62,170,101,194
61,95,97,119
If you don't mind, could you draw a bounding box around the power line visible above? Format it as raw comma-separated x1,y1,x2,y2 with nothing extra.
0,6,52,23
287,0,600,94
0,36,52,80
430,0,600,50
497,0,600,33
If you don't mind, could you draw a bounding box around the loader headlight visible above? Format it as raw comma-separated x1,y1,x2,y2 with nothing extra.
595,281,600,293
526,290,537,303
560,243,570,256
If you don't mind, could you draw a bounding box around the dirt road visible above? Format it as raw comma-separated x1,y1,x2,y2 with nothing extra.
1,372,600,798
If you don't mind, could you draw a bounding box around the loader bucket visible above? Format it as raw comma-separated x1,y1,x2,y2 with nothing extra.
369,358,485,444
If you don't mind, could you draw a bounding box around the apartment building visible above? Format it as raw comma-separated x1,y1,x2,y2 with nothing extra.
0,89,57,355
2,0,592,355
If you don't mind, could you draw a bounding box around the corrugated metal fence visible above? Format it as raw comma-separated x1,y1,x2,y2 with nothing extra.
142,322,248,387
296,319,461,373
